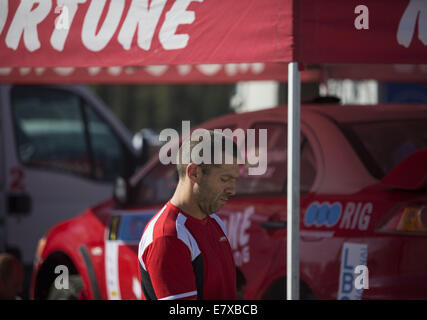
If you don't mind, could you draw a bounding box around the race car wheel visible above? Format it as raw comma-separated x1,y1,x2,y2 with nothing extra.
47,275,85,300
262,277,316,300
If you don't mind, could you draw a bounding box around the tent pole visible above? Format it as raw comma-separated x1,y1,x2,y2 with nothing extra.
287,62,301,300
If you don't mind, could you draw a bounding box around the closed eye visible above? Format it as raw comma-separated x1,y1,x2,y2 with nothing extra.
221,175,237,183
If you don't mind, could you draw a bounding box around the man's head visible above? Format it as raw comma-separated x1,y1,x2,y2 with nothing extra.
176,130,241,215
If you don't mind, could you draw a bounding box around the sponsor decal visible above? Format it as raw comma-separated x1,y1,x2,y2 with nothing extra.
105,240,121,300
304,201,373,231
338,243,368,300
222,206,254,267
339,202,372,231
304,202,342,227
300,230,334,238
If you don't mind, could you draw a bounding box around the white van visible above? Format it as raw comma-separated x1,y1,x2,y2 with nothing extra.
0,85,144,271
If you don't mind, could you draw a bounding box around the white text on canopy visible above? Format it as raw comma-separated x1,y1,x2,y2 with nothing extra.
1,0,204,52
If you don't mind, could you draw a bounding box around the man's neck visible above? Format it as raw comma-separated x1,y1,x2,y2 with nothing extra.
170,186,207,220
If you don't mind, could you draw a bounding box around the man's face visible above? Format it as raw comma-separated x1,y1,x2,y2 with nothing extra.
195,163,239,215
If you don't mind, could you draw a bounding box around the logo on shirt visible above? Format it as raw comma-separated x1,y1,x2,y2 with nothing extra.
219,236,227,242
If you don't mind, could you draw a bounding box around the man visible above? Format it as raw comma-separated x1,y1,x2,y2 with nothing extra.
0,253,24,300
138,131,240,300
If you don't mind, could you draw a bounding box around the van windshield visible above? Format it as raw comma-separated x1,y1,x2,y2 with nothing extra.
343,120,427,179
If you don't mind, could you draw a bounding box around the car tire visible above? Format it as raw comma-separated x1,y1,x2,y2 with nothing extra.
262,278,316,300
47,275,84,300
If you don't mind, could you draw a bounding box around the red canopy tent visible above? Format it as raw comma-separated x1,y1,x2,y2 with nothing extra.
321,64,427,82
1,0,426,67
0,62,322,83
1,0,426,299
4,63,427,84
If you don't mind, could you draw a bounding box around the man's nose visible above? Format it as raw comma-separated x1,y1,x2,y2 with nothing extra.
226,182,236,197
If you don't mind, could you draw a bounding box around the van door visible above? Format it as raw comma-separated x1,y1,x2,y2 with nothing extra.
2,85,134,266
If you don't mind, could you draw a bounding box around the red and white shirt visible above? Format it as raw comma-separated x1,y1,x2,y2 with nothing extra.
138,201,236,300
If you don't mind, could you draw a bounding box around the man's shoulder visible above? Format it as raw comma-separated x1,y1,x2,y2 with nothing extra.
145,203,185,239
141,210,195,256
139,204,181,254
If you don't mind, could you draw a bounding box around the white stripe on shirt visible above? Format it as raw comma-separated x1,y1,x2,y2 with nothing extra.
159,290,197,300
138,205,167,270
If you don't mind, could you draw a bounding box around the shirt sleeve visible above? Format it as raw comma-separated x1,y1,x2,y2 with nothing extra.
143,236,198,300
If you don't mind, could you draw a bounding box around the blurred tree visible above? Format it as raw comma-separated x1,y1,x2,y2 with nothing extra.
90,85,235,134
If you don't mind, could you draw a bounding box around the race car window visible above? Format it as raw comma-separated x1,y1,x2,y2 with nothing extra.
235,122,316,196
300,137,317,194
133,162,178,206
11,86,91,178
235,122,287,196
344,120,427,179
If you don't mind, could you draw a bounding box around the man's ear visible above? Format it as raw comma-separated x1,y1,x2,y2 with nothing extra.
186,163,201,184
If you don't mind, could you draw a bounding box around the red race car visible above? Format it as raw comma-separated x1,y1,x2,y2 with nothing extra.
31,104,427,300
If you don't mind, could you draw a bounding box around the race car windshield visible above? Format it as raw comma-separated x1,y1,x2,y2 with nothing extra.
343,120,427,179
131,162,178,207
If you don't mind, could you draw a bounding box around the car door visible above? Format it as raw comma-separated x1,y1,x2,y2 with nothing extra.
216,117,319,299
2,85,132,266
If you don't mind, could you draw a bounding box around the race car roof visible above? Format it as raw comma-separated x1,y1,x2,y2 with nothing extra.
304,104,427,123
199,104,427,129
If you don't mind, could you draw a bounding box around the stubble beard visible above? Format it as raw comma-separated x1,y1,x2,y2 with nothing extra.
195,178,221,215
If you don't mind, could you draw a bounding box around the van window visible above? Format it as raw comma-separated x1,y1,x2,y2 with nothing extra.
84,105,127,181
11,86,91,177
235,122,317,196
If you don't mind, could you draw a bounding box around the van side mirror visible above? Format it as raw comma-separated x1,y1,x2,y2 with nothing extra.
132,134,149,167
113,177,131,207
133,128,162,167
